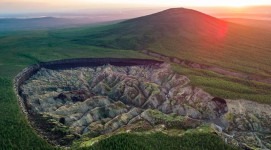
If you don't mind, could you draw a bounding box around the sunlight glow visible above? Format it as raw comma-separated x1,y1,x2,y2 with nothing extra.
75,0,271,7
1,0,271,14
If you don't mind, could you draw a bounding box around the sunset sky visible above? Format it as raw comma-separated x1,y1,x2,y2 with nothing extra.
1,0,271,14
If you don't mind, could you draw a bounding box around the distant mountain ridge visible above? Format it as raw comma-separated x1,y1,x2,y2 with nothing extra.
0,17,122,31
0,17,92,31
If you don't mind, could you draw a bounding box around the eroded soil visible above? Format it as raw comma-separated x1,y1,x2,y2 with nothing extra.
21,63,271,149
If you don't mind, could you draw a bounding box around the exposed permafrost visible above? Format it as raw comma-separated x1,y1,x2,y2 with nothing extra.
20,63,271,149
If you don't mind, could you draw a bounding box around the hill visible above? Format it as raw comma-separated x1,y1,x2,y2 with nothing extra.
74,8,228,49
73,8,271,77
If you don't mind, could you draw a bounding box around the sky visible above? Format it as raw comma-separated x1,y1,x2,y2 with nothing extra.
1,0,271,14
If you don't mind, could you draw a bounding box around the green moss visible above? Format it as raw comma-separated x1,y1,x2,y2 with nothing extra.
248,113,260,123
73,134,108,148
147,109,185,122
62,134,76,141
196,124,213,133
115,103,126,109
103,81,111,89
144,83,160,95
52,126,70,134
225,113,234,123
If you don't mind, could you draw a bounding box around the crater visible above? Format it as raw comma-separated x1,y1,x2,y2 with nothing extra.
15,58,271,149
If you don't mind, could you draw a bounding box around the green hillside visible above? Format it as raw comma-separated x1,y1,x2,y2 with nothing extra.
72,8,271,77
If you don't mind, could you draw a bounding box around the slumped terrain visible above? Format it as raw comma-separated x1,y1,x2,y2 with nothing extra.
21,63,271,149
